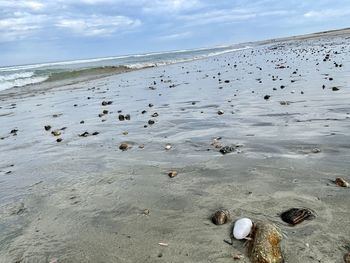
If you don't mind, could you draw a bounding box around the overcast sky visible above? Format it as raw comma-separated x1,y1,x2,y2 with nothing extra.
1,0,350,66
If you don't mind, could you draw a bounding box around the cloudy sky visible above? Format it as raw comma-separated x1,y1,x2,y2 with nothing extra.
1,0,350,66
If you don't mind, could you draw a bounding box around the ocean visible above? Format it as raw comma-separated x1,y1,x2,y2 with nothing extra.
0,44,251,92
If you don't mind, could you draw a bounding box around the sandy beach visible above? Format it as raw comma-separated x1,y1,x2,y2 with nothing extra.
0,31,350,263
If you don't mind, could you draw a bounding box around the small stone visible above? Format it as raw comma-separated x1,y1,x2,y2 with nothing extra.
79,132,89,137
151,112,159,117
264,95,271,100
92,132,99,136
125,114,131,120
80,120,85,124
217,110,224,115
165,144,172,150
44,125,51,131
168,171,178,178
102,101,112,106
280,101,290,106
233,254,244,260
103,110,108,114
51,130,61,136
332,87,340,91
148,120,155,125
118,114,125,121
119,143,128,151
335,177,349,188
311,148,321,153
220,145,236,154
344,252,350,263
122,131,128,135
142,209,150,215
56,138,62,143
10,129,18,134
148,103,154,108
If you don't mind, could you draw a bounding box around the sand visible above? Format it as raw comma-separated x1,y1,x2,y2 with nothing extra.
0,31,350,263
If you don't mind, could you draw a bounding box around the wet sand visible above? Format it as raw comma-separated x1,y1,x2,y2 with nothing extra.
1,31,350,263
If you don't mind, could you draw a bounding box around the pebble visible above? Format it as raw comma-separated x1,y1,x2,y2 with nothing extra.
44,125,51,131
148,120,155,125
168,171,178,178
119,143,129,151
220,145,236,154
51,130,61,136
217,110,224,115
102,101,112,106
335,177,349,187
165,144,172,150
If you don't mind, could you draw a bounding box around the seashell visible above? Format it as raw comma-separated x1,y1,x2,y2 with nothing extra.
168,171,177,178
211,209,230,225
51,130,61,136
233,218,253,240
119,143,128,151
335,177,349,188
247,221,284,263
311,148,321,153
280,208,315,225
344,252,350,263
165,144,172,150
220,145,236,154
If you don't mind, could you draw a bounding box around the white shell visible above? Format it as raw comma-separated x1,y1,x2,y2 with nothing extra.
165,144,172,150
233,218,253,240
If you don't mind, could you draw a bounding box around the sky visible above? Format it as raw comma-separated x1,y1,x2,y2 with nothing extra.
0,0,350,66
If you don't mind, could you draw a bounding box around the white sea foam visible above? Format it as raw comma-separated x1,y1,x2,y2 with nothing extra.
0,75,49,92
0,45,253,92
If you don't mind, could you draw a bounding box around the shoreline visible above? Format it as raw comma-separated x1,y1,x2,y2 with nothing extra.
0,30,349,262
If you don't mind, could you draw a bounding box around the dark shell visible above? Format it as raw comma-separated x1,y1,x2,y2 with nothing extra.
344,252,350,263
281,208,315,225
211,210,230,225
119,143,128,151
335,177,349,187
220,145,235,154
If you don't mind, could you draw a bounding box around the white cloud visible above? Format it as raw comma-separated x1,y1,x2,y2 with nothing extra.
304,9,350,18
143,0,201,13
179,9,257,26
56,15,141,36
0,0,45,11
0,13,47,42
158,31,192,41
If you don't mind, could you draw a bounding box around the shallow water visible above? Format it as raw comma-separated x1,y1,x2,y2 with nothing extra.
0,34,350,262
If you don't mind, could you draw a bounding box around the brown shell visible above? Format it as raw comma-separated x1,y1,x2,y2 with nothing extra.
344,252,350,263
247,221,284,263
168,171,178,178
280,208,315,226
335,177,349,188
211,210,230,225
